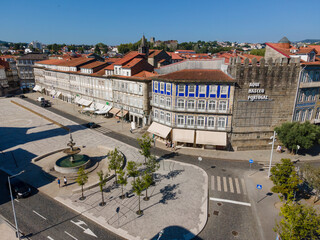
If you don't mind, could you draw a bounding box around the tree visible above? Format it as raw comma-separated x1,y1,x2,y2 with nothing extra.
126,161,140,181
302,164,320,203
250,49,266,56
275,122,320,153
132,176,145,215
97,170,109,206
271,159,300,200
118,169,128,199
76,167,88,200
145,155,160,184
142,173,153,201
137,133,152,164
274,201,320,240
94,45,100,54
108,148,123,184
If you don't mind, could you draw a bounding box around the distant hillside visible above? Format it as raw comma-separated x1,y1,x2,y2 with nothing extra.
0,40,8,44
297,39,320,43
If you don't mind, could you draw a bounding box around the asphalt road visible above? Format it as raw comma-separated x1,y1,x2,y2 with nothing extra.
23,97,261,240
0,170,125,240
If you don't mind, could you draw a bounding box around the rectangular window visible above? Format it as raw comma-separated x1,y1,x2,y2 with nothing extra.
197,116,204,127
138,84,142,93
154,95,158,104
177,99,185,108
300,110,306,121
217,117,226,128
160,111,164,120
218,100,227,111
166,98,171,107
187,116,195,126
199,85,206,94
160,82,165,91
187,100,195,109
220,85,228,94
293,111,300,122
177,115,184,125
154,81,158,90
307,109,313,120
160,96,165,105
208,117,215,127
166,83,171,92
154,110,159,119
189,85,195,94
198,100,206,110
208,100,216,110
209,85,217,94
166,113,171,123
178,85,185,94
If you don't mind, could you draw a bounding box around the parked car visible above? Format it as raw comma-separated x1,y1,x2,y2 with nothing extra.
19,95,27,99
86,122,100,128
8,177,31,198
41,100,51,107
5,94,14,98
37,97,45,102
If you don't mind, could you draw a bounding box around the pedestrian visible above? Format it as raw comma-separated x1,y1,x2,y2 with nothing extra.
64,176,67,186
130,128,133,134
57,178,61,188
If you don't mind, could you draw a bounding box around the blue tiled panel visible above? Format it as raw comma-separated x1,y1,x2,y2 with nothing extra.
217,85,220,98
206,85,209,98
185,85,188,96
228,86,230,98
196,85,199,97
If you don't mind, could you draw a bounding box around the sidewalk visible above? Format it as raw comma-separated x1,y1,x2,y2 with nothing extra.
0,217,20,240
27,92,320,165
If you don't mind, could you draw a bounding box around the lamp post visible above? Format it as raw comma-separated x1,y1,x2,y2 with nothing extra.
268,131,276,178
157,230,164,240
8,170,25,239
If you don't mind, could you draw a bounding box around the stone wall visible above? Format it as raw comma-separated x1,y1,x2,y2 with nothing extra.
228,57,301,150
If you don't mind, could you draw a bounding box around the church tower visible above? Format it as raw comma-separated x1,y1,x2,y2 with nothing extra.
138,35,149,56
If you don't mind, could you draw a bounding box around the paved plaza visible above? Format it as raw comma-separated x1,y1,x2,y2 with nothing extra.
0,98,208,240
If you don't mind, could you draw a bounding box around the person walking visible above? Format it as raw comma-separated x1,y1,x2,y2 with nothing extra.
64,176,67,186
57,178,61,188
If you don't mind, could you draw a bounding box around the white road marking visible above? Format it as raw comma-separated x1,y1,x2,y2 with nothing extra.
211,176,215,190
210,197,251,206
229,177,234,193
241,178,247,195
64,231,78,240
234,178,241,194
70,220,97,238
14,199,19,202
47,236,54,240
223,176,227,192
33,210,47,220
217,176,221,191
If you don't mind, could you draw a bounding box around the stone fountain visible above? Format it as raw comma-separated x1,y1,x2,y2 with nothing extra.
54,133,91,174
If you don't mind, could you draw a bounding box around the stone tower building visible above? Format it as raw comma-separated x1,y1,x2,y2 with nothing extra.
138,35,149,56
228,57,301,150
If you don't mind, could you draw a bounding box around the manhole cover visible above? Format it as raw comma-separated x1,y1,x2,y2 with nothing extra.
211,166,216,168
213,211,219,216
221,169,226,172
232,231,238,237
217,202,223,206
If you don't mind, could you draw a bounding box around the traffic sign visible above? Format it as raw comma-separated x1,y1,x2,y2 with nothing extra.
249,159,253,164
256,184,262,190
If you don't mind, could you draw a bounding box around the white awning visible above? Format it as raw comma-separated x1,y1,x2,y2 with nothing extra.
172,129,195,143
75,97,81,103
196,130,227,146
55,91,62,97
148,122,172,139
80,99,92,107
95,106,112,114
83,107,95,112
49,89,56,96
95,103,105,110
33,85,40,91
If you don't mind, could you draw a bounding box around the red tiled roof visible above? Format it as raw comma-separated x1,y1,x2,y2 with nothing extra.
309,45,320,54
122,58,144,69
167,52,183,60
155,69,234,82
105,64,114,70
296,48,317,54
113,51,143,66
266,43,292,58
148,50,162,58
80,61,107,69
133,70,158,78
0,65,4,69
37,59,67,65
59,57,94,67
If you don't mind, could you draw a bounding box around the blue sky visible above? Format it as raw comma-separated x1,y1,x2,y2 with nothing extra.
1,0,319,45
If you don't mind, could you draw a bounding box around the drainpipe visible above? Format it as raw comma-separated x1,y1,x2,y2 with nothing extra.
291,64,307,122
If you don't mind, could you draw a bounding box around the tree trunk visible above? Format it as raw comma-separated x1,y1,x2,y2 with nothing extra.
121,185,123,197
115,170,117,184
101,190,104,204
138,195,141,212
81,185,84,198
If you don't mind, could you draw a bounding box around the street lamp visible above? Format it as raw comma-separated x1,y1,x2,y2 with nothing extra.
267,131,277,178
198,157,202,165
8,170,25,239
157,230,164,240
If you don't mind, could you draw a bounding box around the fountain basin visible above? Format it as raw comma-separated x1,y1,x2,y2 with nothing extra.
54,154,91,174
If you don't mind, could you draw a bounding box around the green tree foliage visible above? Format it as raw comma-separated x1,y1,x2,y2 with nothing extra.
142,173,153,201
250,49,266,56
118,169,128,198
76,167,88,200
271,159,300,200
108,148,124,184
275,122,320,153
126,161,140,181
137,133,152,164
302,164,320,203
96,43,108,53
97,170,109,205
145,155,160,184
132,176,145,215
94,45,101,54
274,201,320,240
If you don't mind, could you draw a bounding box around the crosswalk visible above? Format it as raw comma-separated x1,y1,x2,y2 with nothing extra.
211,175,247,195
94,127,113,134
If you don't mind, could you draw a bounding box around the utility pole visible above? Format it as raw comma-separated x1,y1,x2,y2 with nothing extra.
268,131,276,178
